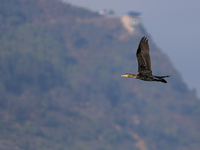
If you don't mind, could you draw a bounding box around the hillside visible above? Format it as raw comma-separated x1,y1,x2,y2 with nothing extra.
0,0,200,150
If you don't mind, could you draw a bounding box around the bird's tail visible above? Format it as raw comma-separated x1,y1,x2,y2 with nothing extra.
160,78,167,83
154,77,167,83
154,75,171,78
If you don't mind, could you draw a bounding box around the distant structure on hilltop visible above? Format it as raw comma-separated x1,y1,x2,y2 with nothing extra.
121,11,142,34
98,9,115,16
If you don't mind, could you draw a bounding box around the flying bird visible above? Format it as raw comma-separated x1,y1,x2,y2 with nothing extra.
121,36,170,83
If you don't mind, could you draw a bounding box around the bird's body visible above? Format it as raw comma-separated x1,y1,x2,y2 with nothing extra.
121,36,170,83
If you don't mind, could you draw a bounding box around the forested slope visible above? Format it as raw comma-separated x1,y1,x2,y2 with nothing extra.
0,0,200,150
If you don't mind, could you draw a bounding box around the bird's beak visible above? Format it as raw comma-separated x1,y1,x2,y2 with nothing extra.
121,74,128,77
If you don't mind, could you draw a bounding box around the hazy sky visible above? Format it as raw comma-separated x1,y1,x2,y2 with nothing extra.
63,0,200,98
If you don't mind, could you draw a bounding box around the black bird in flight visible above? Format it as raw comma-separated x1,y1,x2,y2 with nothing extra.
121,36,170,83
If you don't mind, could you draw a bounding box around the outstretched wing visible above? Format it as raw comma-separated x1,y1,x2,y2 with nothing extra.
136,36,152,74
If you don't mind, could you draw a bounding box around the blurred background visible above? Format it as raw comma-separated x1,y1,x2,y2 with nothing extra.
64,0,200,98
1,0,200,150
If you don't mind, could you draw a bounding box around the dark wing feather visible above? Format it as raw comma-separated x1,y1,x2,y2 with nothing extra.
136,36,152,74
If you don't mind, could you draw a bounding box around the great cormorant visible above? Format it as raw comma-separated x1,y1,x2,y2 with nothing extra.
121,36,170,83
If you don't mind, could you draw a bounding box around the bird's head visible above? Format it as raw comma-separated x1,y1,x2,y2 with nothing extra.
121,73,137,78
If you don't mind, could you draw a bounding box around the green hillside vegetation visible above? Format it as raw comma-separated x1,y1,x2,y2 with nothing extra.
0,0,200,150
